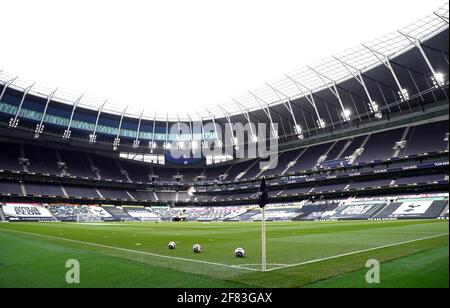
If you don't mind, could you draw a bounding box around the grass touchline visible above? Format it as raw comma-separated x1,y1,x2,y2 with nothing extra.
0,228,260,272
266,233,450,272
0,223,447,273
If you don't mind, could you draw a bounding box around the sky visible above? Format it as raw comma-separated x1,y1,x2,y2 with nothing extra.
0,0,446,118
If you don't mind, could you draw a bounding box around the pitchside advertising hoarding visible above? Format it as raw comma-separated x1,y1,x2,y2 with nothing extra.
2,203,54,221
392,200,433,216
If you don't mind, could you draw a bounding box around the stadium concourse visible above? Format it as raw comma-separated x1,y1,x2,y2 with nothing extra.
0,3,449,222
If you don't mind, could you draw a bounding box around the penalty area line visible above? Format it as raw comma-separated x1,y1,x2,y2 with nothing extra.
267,233,449,272
0,228,259,272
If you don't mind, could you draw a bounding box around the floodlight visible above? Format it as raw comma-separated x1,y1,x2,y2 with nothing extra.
432,72,445,87
271,129,279,140
317,118,326,129
341,109,351,121
89,134,97,143
398,88,409,102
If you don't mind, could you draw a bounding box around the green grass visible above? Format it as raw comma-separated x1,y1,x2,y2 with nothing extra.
306,245,449,288
0,220,448,288
0,231,246,288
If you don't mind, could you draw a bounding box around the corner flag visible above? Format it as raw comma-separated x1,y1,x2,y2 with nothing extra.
256,177,268,208
256,177,269,272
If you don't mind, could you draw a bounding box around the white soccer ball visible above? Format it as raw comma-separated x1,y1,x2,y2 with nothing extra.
235,247,245,258
193,244,202,253
168,241,176,249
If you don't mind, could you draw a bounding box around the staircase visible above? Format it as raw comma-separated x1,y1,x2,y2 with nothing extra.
20,183,27,197
54,148,68,176
86,154,101,180
348,134,371,164
116,159,132,182
19,144,30,173
219,164,235,181
235,159,260,181
392,126,410,158
60,185,69,198
255,153,279,178
282,147,308,175
95,188,104,199
153,192,159,201
125,190,136,200
336,139,353,159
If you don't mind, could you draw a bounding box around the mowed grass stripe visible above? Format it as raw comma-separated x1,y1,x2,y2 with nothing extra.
0,228,260,272
0,220,448,287
1,224,447,272
305,245,449,288
0,232,249,288
268,233,449,271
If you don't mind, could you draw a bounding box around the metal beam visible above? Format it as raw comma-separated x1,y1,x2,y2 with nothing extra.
34,87,58,139
362,44,409,102
376,82,390,113
9,82,36,128
187,113,196,154
285,74,325,128
150,112,157,153
196,112,207,149
133,110,144,148
434,11,449,24
265,83,303,138
176,113,181,149
248,90,278,139
113,105,128,150
0,76,18,101
89,100,107,143
63,94,84,139
407,69,424,103
206,108,221,147
332,56,381,118
231,97,257,142
398,31,446,87
307,66,350,121
218,105,236,146
164,113,170,150
333,57,381,118
441,52,449,65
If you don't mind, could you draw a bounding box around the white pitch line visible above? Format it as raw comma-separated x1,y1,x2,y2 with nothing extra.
231,263,288,269
267,233,449,272
1,228,447,273
0,228,259,272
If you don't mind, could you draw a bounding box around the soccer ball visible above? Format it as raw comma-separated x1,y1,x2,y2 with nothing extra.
168,241,176,249
193,244,202,253
235,247,245,258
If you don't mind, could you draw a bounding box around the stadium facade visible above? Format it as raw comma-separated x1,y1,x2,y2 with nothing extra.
0,4,448,223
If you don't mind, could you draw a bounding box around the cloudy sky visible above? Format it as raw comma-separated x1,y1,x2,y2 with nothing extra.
0,0,445,116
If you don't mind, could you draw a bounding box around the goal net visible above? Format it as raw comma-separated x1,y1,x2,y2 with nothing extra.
76,213,102,222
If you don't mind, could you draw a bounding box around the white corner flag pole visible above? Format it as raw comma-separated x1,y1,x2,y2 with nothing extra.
261,206,267,272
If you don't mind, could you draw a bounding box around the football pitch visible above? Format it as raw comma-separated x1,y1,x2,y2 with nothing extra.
0,219,448,288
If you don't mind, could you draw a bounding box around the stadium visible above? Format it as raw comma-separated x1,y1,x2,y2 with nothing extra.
0,1,449,289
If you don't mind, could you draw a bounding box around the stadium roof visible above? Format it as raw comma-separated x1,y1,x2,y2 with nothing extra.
0,2,449,123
